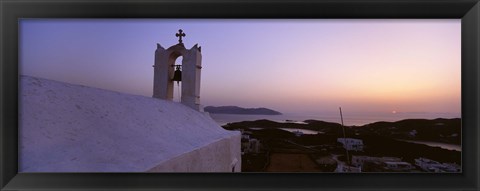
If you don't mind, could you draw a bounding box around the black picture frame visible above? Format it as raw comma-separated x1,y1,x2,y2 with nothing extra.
1,0,479,190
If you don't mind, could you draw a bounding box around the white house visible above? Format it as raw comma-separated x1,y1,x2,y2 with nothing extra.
415,157,460,172
335,164,362,172
293,130,304,137
409,130,418,137
241,133,262,154
245,138,262,154
337,138,364,151
351,155,402,167
384,161,415,171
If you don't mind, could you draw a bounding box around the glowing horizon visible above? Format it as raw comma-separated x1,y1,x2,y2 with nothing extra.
20,19,461,115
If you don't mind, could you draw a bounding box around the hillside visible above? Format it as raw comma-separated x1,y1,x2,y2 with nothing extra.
224,118,461,145
359,118,461,144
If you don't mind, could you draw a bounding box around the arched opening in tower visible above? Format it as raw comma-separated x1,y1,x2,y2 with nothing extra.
172,56,183,102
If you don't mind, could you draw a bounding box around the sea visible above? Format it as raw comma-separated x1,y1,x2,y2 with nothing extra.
209,111,461,126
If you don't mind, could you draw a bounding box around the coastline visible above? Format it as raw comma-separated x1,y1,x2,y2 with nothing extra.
216,115,461,150
220,116,462,172
210,112,461,126
396,139,461,152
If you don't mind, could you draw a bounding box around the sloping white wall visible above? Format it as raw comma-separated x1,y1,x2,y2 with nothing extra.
19,75,241,172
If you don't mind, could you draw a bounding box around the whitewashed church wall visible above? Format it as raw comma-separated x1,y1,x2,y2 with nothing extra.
147,134,241,172
19,75,240,172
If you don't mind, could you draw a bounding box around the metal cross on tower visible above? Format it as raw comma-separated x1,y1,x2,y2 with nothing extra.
175,29,186,44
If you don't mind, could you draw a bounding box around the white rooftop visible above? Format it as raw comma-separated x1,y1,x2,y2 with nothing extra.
19,75,240,172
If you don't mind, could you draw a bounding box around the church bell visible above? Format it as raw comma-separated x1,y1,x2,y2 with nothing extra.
172,65,182,84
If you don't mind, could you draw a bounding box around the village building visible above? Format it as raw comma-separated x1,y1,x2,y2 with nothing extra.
409,129,418,137
337,138,364,151
242,138,262,154
351,155,414,172
335,164,362,172
351,155,402,167
415,157,460,172
383,161,415,171
241,133,263,154
292,130,304,137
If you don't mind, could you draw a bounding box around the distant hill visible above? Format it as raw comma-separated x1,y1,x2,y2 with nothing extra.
223,118,461,145
205,106,282,115
358,118,461,144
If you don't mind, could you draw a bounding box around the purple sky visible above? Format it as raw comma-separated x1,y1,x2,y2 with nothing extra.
20,19,461,114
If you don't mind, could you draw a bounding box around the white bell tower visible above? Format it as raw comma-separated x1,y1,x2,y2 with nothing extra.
152,29,203,112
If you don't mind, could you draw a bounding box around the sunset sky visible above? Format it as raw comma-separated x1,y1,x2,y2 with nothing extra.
20,19,461,114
